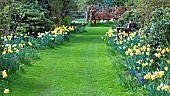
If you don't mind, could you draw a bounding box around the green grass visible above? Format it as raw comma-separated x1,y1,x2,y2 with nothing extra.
6,27,141,96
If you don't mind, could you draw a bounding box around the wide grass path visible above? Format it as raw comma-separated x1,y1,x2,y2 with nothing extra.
9,27,128,96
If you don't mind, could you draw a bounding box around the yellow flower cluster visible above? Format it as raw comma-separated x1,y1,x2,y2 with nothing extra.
1,33,30,42
1,35,12,41
157,84,170,91
51,25,74,35
105,28,115,37
136,59,154,67
125,43,151,56
1,43,27,55
154,48,170,58
144,71,165,80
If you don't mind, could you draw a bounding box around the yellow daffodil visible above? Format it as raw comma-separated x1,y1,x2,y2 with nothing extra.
144,73,151,79
157,86,161,91
162,85,170,91
114,37,118,40
133,45,138,50
8,48,13,53
136,60,142,64
130,52,134,56
50,38,55,40
4,89,9,94
125,51,129,55
28,42,32,46
119,41,123,45
147,48,150,52
167,60,170,64
147,44,150,48
138,43,141,47
128,48,132,53
2,70,7,78
108,29,113,34
142,63,148,67
142,46,147,51
157,71,164,78
161,49,166,54
164,66,168,71
166,48,170,52
142,52,144,55
151,75,156,80
12,44,17,47
154,53,161,58
150,59,154,63
15,49,20,53
2,50,6,55
156,48,161,52
146,52,150,56
135,49,141,55
136,67,140,70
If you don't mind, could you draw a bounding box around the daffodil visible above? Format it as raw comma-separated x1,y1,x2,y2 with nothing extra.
15,49,20,53
125,51,129,55
4,89,9,94
161,49,166,54
151,75,156,80
164,66,168,71
147,48,150,52
28,42,32,46
50,38,54,40
136,60,142,64
157,86,161,91
154,53,161,58
144,73,151,79
142,62,148,67
167,60,170,64
142,46,147,51
147,44,150,48
12,44,17,47
138,43,141,46
162,85,169,91
2,50,6,55
119,41,123,45
8,48,13,53
146,52,150,56
135,49,141,55
130,52,134,56
2,70,7,78
157,71,164,78
150,59,154,63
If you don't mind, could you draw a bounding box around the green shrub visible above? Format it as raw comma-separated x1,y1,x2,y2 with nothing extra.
144,7,170,48
119,9,143,30
0,1,54,36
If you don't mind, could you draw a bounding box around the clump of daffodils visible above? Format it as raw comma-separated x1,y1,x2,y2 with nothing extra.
51,25,74,35
144,71,165,80
105,28,115,37
1,70,9,94
125,43,151,56
157,84,170,91
154,48,170,58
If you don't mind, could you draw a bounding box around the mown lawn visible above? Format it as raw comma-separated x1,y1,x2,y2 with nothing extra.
7,27,141,96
